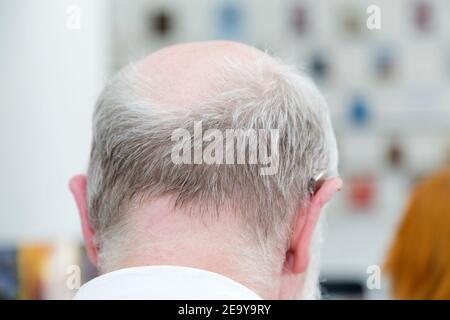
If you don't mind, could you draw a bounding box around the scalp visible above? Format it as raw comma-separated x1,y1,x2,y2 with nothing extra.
138,41,272,108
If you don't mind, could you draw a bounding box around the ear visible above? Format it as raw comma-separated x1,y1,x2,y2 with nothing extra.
289,177,343,274
69,175,98,266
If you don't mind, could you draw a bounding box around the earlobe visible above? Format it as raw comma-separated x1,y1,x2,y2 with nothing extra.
290,177,342,274
69,175,98,266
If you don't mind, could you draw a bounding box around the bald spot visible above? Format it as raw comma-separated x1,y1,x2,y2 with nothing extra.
138,41,272,108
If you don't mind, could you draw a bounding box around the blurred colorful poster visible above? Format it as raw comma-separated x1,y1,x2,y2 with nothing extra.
309,51,330,83
347,174,377,210
413,1,433,33
289,3,309,36
148,9,174,38
0,247,18,300
217,1,244,40
339,5,363,38
18,244,53,300
348,95,371,128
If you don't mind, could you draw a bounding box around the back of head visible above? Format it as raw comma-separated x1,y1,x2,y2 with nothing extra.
85,41,338,298
385,168,450,299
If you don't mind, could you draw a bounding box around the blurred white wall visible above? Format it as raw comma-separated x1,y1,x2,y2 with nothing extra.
0,0,111,242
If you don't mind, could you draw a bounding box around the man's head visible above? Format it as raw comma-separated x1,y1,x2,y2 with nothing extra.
70,41,341,299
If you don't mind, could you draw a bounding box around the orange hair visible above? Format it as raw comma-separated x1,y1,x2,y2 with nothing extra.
384,168,450,299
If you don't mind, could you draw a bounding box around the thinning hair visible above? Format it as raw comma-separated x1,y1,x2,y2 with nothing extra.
87,54,338,280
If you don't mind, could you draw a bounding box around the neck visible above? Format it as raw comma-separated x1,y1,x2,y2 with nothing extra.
100,196,280,299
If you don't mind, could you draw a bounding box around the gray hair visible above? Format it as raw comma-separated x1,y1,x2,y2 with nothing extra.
87,54,338,278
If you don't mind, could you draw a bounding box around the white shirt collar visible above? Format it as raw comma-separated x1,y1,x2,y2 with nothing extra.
74,265,262,300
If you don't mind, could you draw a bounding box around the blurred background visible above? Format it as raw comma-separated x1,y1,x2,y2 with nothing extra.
1,0,449,299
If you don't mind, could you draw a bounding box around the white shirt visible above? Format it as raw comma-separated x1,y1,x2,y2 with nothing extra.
73,265,262,300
